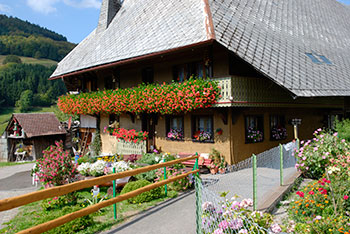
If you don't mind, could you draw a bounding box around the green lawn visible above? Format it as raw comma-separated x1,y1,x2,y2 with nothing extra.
0,55,57,68
0,161,33,167
0,106,57,134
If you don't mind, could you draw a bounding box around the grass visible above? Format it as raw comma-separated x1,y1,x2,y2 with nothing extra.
0,161,33,167
0,55,57,68
0,106,57,135
0,186,178,234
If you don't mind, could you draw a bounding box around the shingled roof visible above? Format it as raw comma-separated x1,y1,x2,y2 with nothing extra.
11,113,66,138
51,0,350,97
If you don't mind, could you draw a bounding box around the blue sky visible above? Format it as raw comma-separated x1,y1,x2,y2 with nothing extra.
0,0,349,44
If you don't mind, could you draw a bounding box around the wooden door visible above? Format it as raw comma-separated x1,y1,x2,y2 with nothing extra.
142,114,156,152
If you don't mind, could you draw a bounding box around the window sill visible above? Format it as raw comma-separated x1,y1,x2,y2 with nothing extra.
192,139,214,144
166,137,185,142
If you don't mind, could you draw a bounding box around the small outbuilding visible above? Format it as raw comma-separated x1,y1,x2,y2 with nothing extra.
5,112,67,161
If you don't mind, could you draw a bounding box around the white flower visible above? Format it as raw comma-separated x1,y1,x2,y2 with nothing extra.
90,160,107,176
77,162,91,176
270,223,282,233
328,166,340,174
111,161,131,173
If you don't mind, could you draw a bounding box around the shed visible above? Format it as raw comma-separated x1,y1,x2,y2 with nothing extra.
5,113,67,161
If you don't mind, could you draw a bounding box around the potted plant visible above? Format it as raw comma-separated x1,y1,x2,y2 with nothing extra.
208,162,218,174
208,149,222,174
218,156,227,174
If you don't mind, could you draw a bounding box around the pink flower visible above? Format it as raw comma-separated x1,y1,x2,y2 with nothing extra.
342,139,346,143
344,195,349,200
296,191,304,197
309,191,315,195
333,132,338,137
270,223,282,233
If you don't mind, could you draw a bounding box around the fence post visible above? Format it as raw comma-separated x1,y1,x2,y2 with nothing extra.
163,158,167,197
113,167,117,220
280,144,283,186
252,154,257,211
194,152,202,234
296,138,300,151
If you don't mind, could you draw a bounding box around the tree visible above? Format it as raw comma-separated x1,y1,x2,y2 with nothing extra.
16,90,33,112
2,55,22,65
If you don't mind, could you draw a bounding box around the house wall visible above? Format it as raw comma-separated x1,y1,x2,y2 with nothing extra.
231,107,325,163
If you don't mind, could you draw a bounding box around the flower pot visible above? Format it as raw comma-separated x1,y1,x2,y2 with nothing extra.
210,167,218,175
219,168,226,174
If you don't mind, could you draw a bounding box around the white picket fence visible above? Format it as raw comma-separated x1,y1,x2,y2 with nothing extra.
116,139,146,155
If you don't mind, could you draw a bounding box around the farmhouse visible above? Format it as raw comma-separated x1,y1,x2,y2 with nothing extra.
4,113,66,161
50,0,350,164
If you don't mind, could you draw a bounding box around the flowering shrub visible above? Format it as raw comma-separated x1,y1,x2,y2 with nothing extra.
58,78,220,115
193,130,212,141
33,141,77,186
108,128,148,143
77,160,131,176
295,129,350,179
271,127,287,140
167,128,183,140
155,166,192,191
201,195,285,234
246,127,263,143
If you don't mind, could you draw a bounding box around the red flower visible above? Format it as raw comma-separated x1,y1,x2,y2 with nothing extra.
308,191,315,195
344,195,349,200
296,191,304,197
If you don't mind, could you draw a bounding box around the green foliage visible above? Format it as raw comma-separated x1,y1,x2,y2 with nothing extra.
15,90,33,112
77,155,97,164
136,153,161,165
2,55,21,64
334,118,350,142
0,63,66,107
41,193,79,211
91,130,102,156
155,166,193,191
0,14,67,41
295,130,350,179
134,170,157,182
121,179,162,204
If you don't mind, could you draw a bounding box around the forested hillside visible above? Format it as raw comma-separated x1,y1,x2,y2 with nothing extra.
0,63,66,107
0,15,75,61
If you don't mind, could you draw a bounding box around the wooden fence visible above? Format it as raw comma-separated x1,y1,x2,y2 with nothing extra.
0,154,199,234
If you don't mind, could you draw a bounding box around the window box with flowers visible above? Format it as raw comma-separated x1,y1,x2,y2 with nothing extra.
245,115,264,143
166,116,184,141
192,115,214,143
270,115,287,141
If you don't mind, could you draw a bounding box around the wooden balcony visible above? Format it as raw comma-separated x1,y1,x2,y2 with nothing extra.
212,77,232,107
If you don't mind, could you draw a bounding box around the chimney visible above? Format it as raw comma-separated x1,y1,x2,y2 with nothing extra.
96,0,123,33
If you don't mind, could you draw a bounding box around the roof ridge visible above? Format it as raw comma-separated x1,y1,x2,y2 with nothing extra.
203,0,216,40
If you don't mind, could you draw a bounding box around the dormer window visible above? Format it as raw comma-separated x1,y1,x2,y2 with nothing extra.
305,53,333,65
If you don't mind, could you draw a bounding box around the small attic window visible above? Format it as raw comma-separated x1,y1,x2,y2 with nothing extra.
318,55,332,65
305,53,322,64
305,53,333,65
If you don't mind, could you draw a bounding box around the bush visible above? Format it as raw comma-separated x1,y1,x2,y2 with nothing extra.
295,129,350,179
15,89,33,112
41,193,79,211
335,118,350,142
32,141,77,186
120,179,162,204
2,55,22,65
134,170,157,182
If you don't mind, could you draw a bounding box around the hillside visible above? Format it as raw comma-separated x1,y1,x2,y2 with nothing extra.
0,55,57,68
0,14,76,61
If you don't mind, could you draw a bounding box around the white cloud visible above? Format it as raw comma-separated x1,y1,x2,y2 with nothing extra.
26,0,100,14
26,0,59,14
63,0,101,9
0,3,11,13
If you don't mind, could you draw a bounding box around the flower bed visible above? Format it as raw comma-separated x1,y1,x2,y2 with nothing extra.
77,160,131,177
289,128,350,233
58,78,220,115
106,127,148,143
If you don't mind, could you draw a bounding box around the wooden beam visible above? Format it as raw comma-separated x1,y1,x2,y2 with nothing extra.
17,169,200,234
0,155,198,212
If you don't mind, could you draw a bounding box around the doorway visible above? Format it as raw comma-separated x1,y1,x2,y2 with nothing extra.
142,114,156,152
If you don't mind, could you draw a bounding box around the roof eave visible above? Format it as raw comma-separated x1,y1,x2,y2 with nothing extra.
49,39,215,80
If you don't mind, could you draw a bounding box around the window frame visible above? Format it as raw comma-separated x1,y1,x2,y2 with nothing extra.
269,115,287,141
172,60,211,82
165,115,185,141
191,115,214,143
244,115,264,144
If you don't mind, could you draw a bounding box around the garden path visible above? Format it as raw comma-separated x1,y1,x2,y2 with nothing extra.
104,165,298,234
0,163,37,229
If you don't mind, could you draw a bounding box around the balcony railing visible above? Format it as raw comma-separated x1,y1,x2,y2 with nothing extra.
212,77,232,107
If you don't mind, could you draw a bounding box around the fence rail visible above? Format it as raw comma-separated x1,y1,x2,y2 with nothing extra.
0,155,200,234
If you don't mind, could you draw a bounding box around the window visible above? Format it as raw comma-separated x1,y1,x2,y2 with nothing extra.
142,67,154,84
305,53,333,65
192,115,213,142
245,115,264,143
270,115,287,141
166,116,184,140
173,61,211,82
105,69,120,90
